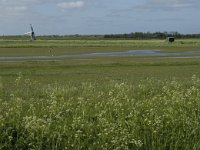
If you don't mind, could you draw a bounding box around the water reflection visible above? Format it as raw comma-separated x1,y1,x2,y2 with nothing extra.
1,50,200,62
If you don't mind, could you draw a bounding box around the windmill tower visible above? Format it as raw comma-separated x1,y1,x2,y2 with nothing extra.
25,24,36,41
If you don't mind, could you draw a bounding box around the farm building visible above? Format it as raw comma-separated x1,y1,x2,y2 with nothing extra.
166,36,175,43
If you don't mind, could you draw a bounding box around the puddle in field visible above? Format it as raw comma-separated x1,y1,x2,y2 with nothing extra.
1,50,200,62
71,50,200,59
84,50,200,57
84,50,165,57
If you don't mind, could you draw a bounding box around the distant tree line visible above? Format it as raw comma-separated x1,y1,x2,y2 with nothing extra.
0,35,104,40
104,32,200,39
1,32,200,40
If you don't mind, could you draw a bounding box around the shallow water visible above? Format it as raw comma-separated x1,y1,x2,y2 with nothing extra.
86,50,166,57
86,50,200,57
1,50,200,62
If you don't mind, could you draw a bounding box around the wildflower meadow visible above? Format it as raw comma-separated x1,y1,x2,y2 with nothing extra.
0,74,200,149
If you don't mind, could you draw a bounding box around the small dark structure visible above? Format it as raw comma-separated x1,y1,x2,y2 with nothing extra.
166,33,175,43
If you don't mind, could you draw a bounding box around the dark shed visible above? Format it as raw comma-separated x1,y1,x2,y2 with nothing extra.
167,36,175,43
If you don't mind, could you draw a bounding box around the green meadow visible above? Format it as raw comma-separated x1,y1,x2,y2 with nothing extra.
0,39,200,149
0,39,199,48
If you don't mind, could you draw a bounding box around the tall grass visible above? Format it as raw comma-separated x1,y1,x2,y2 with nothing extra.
0,39,200,48
0,74,200,149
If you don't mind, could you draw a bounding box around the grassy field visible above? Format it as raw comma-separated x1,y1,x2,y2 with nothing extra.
0,39,200,149
0,39,200,56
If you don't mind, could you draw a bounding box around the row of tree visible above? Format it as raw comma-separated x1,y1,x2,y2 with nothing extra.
1,32,200,40
104,32,200,39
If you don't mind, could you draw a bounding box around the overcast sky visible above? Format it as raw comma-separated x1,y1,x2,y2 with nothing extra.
0,0,200,35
